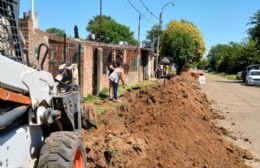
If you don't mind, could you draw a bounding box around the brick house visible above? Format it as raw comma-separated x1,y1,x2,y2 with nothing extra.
19,13,155,97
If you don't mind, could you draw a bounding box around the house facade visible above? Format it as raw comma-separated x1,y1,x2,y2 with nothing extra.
19,13,155,97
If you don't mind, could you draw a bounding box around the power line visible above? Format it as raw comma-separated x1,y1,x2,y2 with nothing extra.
139,0,159,21
125,0,155,25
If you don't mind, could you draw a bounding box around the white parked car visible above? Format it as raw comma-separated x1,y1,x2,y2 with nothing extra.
246,69,260,85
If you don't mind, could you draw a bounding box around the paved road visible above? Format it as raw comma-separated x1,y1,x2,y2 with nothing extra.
201,73,260,168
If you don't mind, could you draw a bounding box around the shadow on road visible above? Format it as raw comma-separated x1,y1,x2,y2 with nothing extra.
213,80,260,88
213,80,243,84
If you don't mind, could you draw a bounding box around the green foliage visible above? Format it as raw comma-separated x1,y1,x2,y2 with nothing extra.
198,58,210,70
83,94,99,103
248,10,260,47
161,20,206,74
207,38,260,73
95,106,106,115
46,27,65,37
207,10,260,73
86,15,137,45
143,25,160,49
224,74,237,80
74,25,79,38
98,88,109,99
207,44,231,72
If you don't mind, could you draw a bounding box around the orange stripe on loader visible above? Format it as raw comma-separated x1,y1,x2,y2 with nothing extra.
0,88,31,105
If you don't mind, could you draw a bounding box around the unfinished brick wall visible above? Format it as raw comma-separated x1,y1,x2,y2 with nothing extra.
19,19,50,70
33,29,50,71
87,43,142,90
19,18,34,62
19,17,153,97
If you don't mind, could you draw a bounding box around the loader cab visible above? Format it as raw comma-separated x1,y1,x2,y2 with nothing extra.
0,0,24,63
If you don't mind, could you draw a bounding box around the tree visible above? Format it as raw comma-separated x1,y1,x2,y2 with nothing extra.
206,10,260,74
143,25,160,49
86,15,137,45
207,38,260,74
240,38,260,65
74,25,79,38
207,44,231,72
46,27,65,37
161,20,206,74
248,10,260,47
198,58,210,70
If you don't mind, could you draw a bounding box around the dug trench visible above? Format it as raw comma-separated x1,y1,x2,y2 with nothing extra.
83,73,253,168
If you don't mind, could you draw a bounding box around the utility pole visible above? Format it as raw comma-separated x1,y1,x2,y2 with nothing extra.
138,14,141,81
138,15,141,48
155,2,175,71
155,13,162,71
152,32,155,52
96,0,103,95
99,0,102,47
31,0,34,33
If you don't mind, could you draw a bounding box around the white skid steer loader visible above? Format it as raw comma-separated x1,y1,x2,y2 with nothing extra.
0,0,87,167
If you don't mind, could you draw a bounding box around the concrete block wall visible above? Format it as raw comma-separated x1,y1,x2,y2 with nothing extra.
81,43,94,97
125,49,140,85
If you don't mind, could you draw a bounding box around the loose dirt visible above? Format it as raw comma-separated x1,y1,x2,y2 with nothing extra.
83,73,251,168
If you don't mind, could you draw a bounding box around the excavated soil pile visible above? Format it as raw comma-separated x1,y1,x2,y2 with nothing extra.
84,73,251,168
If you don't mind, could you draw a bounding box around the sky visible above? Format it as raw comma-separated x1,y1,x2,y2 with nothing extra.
20,0,260,55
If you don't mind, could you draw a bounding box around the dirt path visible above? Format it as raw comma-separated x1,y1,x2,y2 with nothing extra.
201,73,260,167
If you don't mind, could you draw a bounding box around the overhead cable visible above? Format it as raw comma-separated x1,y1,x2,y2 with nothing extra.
139,0,159,20
125,0,155,25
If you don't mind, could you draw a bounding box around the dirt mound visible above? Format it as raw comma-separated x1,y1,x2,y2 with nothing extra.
83,73,251,168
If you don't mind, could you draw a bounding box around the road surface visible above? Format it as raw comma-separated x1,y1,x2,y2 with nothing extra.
201,73,260,168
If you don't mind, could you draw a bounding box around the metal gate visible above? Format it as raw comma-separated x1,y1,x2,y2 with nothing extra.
49,37,81,78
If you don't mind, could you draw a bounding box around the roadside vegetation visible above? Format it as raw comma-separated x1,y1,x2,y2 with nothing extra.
161,20,206,74
223,74,237,80
207,71,237,80
199,10,260,75
86,15,138,45
83,80,157,114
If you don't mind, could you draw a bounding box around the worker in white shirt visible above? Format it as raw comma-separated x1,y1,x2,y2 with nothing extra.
109,55,126,102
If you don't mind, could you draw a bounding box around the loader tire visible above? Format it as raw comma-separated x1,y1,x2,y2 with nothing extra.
38,131,86,168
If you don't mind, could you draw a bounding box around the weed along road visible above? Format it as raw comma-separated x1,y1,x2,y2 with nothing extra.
201,73,260,168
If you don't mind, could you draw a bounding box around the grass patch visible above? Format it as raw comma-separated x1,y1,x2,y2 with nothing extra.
83,94,99,103
118,85,128,96
84,88,110,103
118,80,157,96
84,80,157,103
98,88,109,99
223,74,237,80
207,71,237,80
95,105,106,115
208,71,218,75
134,80,157,88
83,80,158,115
